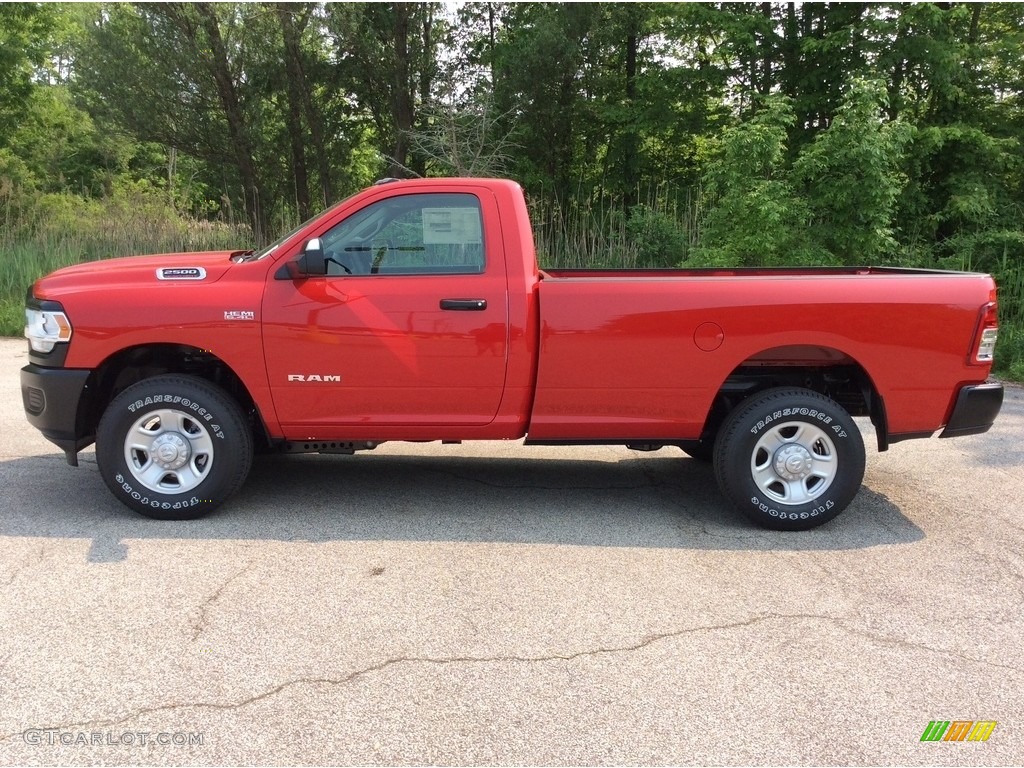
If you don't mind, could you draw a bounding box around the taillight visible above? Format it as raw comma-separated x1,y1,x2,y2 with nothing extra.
971,290,998,364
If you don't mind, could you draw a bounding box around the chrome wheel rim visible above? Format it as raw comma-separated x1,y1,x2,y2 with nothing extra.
123,408,214,493
751,421,837,505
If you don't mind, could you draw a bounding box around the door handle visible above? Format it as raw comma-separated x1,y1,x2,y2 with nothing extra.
440,298,487,311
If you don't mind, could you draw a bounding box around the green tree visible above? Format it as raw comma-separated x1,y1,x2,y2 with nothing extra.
327,2,443,178
0,3,55,146
74,3,269,236
694,97,825,267
794,78,912,263
490,3,602,199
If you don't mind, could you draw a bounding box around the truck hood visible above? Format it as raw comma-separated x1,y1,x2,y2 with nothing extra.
32,251,239,298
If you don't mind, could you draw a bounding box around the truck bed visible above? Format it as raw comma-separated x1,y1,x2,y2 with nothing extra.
529,266,996,441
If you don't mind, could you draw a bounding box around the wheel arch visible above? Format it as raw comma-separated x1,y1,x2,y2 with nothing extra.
701,344,890,451
80,343,271,450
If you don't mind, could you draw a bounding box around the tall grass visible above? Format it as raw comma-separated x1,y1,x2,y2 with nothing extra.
531,187,701,270
992,265,1024,381
1,189,250,336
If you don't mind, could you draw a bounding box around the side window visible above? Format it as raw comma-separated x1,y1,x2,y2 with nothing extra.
320,193,484,276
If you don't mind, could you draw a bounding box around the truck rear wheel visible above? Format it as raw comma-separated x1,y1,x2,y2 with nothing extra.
96,375,253,520
713,387,865,531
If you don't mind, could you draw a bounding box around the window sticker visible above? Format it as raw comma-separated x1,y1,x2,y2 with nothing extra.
421,208,482,245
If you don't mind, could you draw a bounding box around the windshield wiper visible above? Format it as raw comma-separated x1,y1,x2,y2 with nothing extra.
230,249,257,263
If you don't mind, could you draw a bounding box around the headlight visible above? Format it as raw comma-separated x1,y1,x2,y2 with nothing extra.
25,307,72,353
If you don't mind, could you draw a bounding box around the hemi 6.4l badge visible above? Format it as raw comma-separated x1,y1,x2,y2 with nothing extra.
156,267,207,280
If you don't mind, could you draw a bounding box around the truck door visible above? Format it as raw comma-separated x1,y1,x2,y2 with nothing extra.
262,191,509,431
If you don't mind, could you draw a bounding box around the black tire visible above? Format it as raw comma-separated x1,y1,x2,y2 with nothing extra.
712,387,865,531
96,375,253,520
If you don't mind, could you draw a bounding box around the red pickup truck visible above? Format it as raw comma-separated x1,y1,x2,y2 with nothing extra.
21,178,1003,530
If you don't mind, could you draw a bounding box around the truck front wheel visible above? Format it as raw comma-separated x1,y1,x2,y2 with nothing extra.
96,375,253,520
713,388,865,531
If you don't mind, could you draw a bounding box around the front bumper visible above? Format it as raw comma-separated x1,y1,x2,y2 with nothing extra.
21,364,94,465
939,382,1004,438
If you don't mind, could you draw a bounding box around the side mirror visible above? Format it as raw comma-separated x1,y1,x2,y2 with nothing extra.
297,237,326,276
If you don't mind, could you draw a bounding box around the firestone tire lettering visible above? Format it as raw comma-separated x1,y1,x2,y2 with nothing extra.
97,375,252,521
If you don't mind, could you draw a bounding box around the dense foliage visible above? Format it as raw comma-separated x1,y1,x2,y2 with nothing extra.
1,2,1023,377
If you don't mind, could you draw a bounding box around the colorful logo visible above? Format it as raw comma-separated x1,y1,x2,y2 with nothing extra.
920,721,997,742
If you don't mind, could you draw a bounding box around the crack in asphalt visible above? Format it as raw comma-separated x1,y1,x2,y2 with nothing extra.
1,542,47,588
0,613,830,739
5,610,1021,744
671,497,769,542
836,622,1024,675
190,563,253,641
966,542,1024,585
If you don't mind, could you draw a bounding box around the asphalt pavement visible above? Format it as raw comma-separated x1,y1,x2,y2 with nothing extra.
0,337,1021,765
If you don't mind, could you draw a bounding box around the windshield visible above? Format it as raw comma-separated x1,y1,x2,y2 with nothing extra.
241,194,356,262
